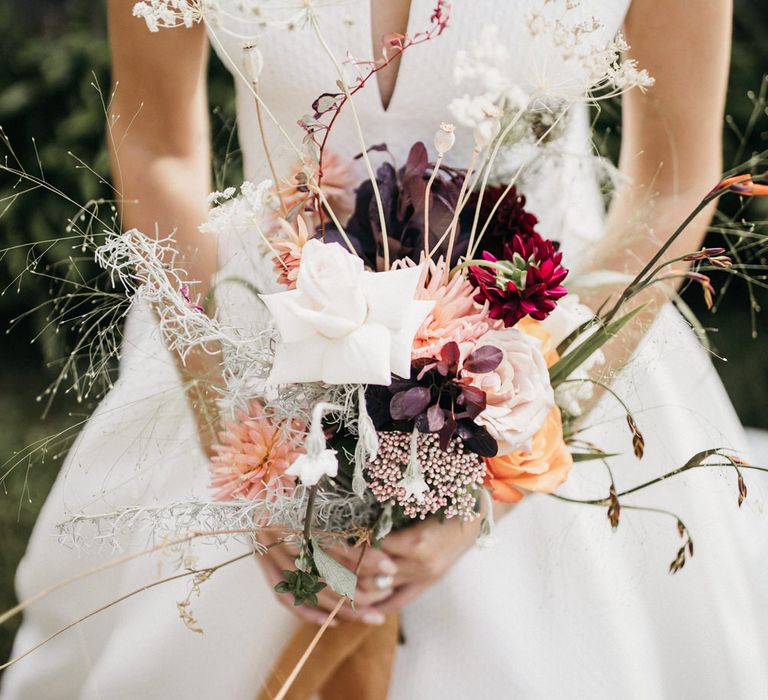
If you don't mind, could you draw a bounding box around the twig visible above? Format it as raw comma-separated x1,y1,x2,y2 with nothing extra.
0,549,257,671
444,147,481,279
272,543,370,700
309,15,392,268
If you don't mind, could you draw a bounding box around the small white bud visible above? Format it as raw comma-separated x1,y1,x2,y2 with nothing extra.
473,117,501,147
242,42,263,86
433,122,456,156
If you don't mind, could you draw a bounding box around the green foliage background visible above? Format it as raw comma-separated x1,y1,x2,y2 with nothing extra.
0,0,766,667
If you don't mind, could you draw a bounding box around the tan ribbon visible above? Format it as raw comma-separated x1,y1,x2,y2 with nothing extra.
257,613,400,700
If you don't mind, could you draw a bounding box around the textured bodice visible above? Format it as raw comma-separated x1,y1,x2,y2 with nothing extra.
208,0,631,267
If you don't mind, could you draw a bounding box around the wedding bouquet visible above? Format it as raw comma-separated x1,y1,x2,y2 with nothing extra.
108,0,709,590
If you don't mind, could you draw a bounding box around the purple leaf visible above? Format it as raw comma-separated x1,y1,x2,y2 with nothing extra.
463,424,498,457
464,345,503,374
460,385,487,419
404,142,428,178
390,386,432,420
439,415,457,451
426,404,446,432
440,341,460,366
354,143,389,160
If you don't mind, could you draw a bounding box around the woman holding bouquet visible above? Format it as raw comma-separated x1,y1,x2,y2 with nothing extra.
4,0,768,698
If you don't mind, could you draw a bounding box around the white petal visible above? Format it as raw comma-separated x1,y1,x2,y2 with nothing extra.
362,265,423,329
321,324,392,385
259,290,315,343
285,449,339,485
389,299,435,378
267,336,328,384
290,302,364,339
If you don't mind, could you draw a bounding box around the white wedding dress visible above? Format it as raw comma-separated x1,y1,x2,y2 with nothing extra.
4,2,768,698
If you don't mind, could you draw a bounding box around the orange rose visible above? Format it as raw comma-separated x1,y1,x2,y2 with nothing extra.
484,405,573,503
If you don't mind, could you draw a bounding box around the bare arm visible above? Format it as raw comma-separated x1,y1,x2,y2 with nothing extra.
579,0,732,364
107,0,220,454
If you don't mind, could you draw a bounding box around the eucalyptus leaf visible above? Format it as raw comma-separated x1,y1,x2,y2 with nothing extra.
311,538,357,601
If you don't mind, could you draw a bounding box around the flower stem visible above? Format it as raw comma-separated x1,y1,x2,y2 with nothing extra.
600,192,721,325
444,147,481,280
303,484,319,544
466,105,528,256
423,154,444,260
310,15,392,269
252,91,287,216
272,541,371,700
470,105,568,259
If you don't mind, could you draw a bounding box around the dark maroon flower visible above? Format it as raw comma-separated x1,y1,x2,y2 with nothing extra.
461,185,541,259
468,234,569,327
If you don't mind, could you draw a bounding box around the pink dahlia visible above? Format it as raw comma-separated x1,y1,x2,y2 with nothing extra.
210,401,304,501
269,215,312,289
469,234,568,328
396,257,493,362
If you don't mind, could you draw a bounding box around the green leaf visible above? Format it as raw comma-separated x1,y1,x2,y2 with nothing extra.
570,451,620,462
311,537,357,601
549,304,647,387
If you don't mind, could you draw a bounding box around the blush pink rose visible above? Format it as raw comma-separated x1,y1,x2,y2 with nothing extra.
465,327,554,455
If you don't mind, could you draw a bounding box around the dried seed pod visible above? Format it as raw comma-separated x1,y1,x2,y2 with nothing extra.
737,473,748,507
607,485,621,530
626,414,645,459
434,122,456,156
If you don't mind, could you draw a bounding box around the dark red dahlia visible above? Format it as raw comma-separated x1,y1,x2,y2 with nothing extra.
468,234,569,327
461,185,541,259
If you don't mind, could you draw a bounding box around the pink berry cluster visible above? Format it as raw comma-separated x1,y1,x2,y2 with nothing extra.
366,431,486,521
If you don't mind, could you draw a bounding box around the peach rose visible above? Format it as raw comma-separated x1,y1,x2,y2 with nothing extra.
484,405,573,503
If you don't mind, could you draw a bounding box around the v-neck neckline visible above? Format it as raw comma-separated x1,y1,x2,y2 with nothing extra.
366,0,415,114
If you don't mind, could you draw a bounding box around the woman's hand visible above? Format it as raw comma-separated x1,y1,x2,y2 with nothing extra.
256,529,399,627
367,500,514,615
364,516,481,615
257,501,513,624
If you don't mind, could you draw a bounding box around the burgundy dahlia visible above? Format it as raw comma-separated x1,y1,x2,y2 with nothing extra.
469,234,569,327
461,185,541,259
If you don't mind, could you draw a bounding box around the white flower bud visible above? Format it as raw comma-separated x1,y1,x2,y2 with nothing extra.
473,117,501,147
433,122,456,156
242,42,263,86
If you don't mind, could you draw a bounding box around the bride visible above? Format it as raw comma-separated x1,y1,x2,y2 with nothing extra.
4,0,768,698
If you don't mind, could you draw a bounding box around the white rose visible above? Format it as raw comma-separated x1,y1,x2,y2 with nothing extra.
466,328,554,455
260,240,434,385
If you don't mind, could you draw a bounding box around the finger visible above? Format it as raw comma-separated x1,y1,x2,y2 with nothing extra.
314,588,387,626
380,522,438,559
324,543,398,578
372,581,432,615
356,573,407,594
352,586,394,608
264,546,299,575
